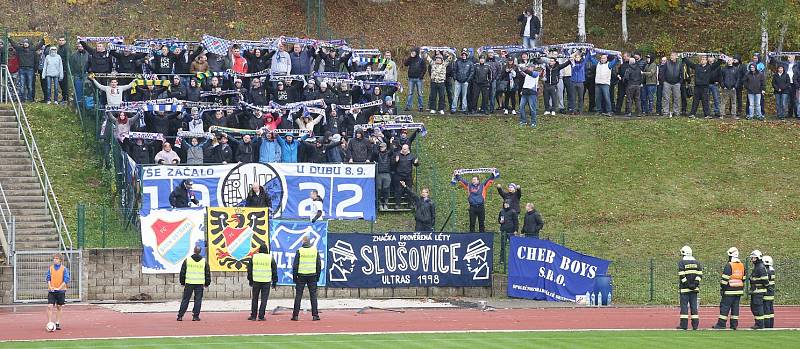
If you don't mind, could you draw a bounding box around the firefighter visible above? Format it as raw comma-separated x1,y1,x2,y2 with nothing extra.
677,245,703,330
712,247,744,330
748,250,769,330
763,255,775,328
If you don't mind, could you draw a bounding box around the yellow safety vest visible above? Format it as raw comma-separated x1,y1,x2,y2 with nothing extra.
297,247,317,275
252,253,273,283
185,258,206,285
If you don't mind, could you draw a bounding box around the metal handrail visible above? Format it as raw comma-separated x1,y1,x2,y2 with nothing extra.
0,65,73,253
0,182,12,263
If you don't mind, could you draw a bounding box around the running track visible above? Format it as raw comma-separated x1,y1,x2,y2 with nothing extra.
1,305,799,341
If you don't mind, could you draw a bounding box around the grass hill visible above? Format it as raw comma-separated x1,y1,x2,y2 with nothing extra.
0,0,778,55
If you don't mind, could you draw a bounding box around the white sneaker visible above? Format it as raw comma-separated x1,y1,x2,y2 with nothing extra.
512,110,517,115
439,110,445,115
429,110,436,114
46,101,51,105
503,109,509,115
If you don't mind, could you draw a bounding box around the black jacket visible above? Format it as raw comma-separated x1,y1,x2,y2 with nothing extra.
393,152,418,177
129,143,152,165
80,41,112,73
10,39,45,69
172,47,203,74
498,208,518,233
720,66,739,89
517,14,541,37
473,63,492,85
169,182,199,208
407,187,435,229
685,59,722,86
373,150,392,173
623,64,644,86
179,254,211,286
292,244,322,279
522,210,544,236
404,50,427,79
246,253,278,284
346,136,373,162
661,59,685,85
497,187,522,213
773,72,791,93
234,139,256,163
110,51,146,74
245,187,271,208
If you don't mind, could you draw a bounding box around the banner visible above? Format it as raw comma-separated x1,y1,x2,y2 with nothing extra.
140,208,206,274
269,220,328,286
140,163,376,221
327,232,493,288
206,207,270,272
507,237,611,302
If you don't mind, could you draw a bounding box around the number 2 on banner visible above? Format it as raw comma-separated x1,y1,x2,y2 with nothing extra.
335,184,362,218
297,182,326,218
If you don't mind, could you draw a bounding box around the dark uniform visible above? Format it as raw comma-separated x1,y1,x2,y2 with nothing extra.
246,247,278,321
677,257,703,330
292,241,322,321
749,257,769,329
714,258,745,329
764,263,776,328
177,251,211,321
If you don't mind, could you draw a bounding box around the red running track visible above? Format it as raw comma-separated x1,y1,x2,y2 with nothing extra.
2,305,799,341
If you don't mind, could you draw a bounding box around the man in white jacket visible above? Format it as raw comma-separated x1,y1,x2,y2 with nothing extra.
42,47,64,104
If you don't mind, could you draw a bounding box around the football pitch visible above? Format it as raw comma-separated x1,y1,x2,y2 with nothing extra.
2,330,795,348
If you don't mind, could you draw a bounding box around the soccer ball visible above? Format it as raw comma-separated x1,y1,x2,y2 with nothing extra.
46,322,56,332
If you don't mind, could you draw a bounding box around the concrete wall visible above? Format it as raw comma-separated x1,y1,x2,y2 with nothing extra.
82,249,500,301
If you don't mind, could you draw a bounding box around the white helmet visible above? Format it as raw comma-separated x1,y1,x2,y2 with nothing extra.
726,247,739,258
680,245,693,257
750,250,763,259
762,256,773,267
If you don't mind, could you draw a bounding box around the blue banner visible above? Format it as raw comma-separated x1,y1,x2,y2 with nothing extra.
139,163,376,221
507,237,611,302
327,232,493,288
269,220,328,286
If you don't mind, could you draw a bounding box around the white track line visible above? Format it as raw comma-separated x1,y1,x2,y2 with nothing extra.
5,328,799,344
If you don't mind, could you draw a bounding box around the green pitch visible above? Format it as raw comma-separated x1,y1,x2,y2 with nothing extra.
2,330,795,349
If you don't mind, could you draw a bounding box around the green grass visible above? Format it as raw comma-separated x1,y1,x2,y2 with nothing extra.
2,330,796,349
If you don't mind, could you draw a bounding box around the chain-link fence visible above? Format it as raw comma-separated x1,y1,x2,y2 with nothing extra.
76,204,140,249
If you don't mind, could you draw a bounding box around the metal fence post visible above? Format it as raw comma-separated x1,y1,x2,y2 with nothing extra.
101,205,107,248
560,232,565,245
649,258,655,302
77,203,85,248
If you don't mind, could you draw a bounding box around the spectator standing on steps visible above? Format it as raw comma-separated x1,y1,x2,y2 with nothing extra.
392,145,419,208
498,200,518,263
400,181,435,232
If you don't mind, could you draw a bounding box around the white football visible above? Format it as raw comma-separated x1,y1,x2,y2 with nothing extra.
46,322,56,332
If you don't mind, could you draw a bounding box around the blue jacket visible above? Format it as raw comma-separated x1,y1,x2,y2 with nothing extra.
570,58,587,83
276,134,309,163
255,136,282,163
452,173,497,206
290,48,316,75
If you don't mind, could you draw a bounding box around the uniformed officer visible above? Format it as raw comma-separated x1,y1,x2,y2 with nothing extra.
247,244,278,321
762,255,775,328
291,236,321,321
712,247,745,330
677,245,703,330
748,250,769,330
177,246,211,321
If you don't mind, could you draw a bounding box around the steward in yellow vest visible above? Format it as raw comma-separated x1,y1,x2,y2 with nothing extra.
291,236,321,321
247,245,277,321
177,246,209,322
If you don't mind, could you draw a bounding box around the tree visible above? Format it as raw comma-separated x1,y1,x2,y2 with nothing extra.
622,0,628,43
577,0,586,42
533,0,543,39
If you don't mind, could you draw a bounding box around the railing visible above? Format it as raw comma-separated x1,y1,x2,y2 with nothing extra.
0,65,73,253
0,182,13,263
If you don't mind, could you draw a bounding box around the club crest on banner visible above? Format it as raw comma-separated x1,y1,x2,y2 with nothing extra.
269,220,328,286
207,207,269,271
220,162,284,217
141,208,206,274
